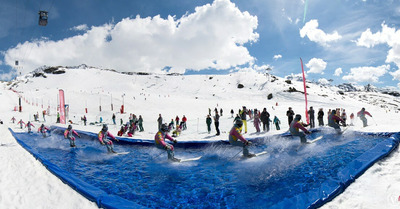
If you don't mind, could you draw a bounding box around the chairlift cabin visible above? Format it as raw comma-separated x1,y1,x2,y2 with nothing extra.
38,11,48,26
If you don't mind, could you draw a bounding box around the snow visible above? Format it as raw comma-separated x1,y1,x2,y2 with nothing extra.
1,67,400,208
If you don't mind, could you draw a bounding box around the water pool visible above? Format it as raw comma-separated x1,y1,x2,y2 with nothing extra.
11,128,399,209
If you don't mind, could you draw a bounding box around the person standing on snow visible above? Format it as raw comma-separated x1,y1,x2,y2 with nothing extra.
230,109,234,118
273,116,281,130
157,114,163,131
64,125,81,147
98,124,119,153
253,109,261,132
286,107,295,126
112,113,116,125
260,108,270,132
328,110,345,133
317,108,324,126
182,115,187,130
18,119,25,129
26,121,35,133
240,106,248,133
11,117,16,123
154,124,179,162
138,115,144,132
206,115,212,134
289,114,310,144
308,106,315,128
229,120,256,158
357,108,372,127
214,112,220,136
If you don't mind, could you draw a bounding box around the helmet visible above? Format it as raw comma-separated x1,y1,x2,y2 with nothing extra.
161,123,169,132
361,107,365,111
295,114,301,121
68,125,72,130
235,119,243,127
102,124,108,132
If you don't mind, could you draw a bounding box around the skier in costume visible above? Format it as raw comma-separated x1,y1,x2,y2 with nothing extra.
26,121,35,133
357,108,372,127
229,120,255,158
98,124,119,153
154,124,180,162
64,125,81,147
38,124,50,137
289,114,310,144
328,110,345,133
17,119,25,129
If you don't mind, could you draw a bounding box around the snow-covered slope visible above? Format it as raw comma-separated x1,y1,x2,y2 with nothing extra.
1,66,400,208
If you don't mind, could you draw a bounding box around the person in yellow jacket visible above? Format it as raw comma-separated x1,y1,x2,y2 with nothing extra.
229,120,255,158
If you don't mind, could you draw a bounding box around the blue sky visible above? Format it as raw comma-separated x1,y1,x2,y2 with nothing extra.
1,0,400,88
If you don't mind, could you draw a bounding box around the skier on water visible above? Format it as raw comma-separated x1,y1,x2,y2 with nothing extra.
328,110,345,133
64,125,81,147
154,124,180,162
229,120,255,158
98,124,119,153
289,114,310,143
38,124,50,137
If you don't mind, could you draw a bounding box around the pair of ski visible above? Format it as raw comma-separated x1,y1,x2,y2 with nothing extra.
173,151,268,163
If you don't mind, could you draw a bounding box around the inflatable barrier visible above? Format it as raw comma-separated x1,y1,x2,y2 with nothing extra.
9,127,400,209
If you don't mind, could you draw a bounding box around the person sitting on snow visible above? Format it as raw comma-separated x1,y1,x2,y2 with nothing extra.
154,124,179,162
98,124,119,153
289,114,310,143
64,125,81,147
229,120,256,158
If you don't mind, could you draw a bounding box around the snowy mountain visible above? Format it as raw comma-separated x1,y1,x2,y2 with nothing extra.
1,65,400,209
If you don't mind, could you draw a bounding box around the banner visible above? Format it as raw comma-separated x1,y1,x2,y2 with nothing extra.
59,89,66,124
300,58,310,124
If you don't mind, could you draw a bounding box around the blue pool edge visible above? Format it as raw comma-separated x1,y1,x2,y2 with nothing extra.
9,127,400,209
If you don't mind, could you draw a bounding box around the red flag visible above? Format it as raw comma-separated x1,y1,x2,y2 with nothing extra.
300,58,310,124
59,89,66,124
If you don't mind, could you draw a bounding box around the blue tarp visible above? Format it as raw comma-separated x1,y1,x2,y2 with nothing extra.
9,127,400,209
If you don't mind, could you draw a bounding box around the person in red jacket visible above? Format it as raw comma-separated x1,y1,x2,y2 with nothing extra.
64,125,81,147
182,115,187,130
357,108,372,127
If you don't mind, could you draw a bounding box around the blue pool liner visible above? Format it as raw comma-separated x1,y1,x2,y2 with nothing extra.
9,127,400,209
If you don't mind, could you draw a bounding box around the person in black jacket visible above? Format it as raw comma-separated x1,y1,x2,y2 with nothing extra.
260,108,270,132
308,106,315,128
318,108,324,126
286,107,295,126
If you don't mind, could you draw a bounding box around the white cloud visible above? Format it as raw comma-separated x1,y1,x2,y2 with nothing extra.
356,23,400,69
300,19,342,47
318,78,329,85
4,0,259,75
273,54,282,60
390,69,400,81
334,67,342,76
305,58,327,74
342,65,389,83
70,24,89,31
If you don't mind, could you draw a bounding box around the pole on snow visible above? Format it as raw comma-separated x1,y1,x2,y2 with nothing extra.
300,58,310,124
